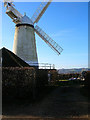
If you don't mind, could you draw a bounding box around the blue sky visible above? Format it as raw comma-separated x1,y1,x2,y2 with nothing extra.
1,2,88,69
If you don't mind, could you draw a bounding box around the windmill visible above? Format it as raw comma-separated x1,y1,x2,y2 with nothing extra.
4,0,63,67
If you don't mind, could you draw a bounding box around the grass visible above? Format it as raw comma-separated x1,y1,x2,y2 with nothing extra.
59,80,69,81
55,79,83,86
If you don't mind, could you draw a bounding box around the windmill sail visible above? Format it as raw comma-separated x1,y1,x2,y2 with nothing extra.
35,25,63,55
31,0,52,24
4,1,23,24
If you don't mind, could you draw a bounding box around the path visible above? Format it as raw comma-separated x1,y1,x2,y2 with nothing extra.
2,85,89,119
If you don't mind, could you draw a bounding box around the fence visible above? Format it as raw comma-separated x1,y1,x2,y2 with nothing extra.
27,63,55,69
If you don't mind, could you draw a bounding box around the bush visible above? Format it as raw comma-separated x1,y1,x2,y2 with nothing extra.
85,71,90,87
2,67,36,99
2,67,51,100
58,73,80,80
80,71,90,99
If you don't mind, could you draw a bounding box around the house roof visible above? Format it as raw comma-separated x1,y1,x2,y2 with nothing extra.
0,47,30,67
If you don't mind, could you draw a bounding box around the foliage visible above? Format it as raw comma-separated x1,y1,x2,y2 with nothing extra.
2,67,49,100
2,67,35,99
57,73,80,80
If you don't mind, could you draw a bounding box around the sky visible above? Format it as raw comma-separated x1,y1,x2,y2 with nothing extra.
1,1,88,69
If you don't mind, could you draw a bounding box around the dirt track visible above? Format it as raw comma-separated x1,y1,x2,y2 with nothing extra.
2,85,89,119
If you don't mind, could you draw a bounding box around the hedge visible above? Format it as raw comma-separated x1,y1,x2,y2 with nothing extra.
58,73,80,80
2,67,50,100
2,67,36,99
84,71,90,90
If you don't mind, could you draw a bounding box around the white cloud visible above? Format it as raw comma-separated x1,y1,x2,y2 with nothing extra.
50,29,72,38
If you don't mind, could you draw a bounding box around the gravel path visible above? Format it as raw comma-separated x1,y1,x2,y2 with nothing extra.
2,85,89,119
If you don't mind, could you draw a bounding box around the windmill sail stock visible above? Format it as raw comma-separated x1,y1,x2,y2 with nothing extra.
31,0,52,24
35,25,63,55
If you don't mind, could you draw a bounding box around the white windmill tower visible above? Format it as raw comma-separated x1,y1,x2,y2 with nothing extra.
4,0,63,68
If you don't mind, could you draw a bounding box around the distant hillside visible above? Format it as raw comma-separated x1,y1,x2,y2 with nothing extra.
58,68,89,74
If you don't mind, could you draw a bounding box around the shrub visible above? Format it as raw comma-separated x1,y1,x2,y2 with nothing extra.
2,67,35,99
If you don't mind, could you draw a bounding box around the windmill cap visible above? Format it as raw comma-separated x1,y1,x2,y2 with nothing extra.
21,14,34,25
